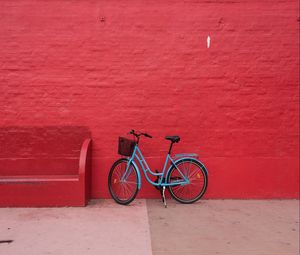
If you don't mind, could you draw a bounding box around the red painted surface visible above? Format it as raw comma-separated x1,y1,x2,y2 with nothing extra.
0,0,299,199
0,127,92,206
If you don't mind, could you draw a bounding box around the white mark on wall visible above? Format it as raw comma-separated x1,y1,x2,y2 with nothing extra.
207,35,211,48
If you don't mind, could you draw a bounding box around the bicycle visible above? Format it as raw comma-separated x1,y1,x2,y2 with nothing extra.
108,130,208,207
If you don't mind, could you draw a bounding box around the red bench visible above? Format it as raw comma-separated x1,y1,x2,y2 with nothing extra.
0,126,92,207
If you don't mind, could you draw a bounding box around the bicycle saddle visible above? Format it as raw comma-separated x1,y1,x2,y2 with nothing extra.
165,136,180,143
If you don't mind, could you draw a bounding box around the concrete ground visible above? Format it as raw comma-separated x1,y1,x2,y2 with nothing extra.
0,200,298,255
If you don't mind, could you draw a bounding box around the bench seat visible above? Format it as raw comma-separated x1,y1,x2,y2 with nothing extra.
0,126,92,207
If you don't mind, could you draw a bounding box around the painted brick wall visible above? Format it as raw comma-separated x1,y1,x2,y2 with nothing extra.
0,0,299,198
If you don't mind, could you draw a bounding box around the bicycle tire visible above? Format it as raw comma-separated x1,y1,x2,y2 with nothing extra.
167,158,208,204
108,158,139,205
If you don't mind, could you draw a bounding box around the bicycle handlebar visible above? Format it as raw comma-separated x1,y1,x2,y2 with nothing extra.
144,133,152,138
128,129,152,138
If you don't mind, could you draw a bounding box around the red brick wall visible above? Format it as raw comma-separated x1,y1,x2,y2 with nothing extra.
0,0,299,198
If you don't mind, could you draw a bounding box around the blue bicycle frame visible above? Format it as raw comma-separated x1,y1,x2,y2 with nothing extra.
122,144,193,190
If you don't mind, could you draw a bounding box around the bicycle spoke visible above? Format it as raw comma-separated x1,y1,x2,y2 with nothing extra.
115,166,121,179
125,181,137,185
172,184,185,193
188,168,200,180
182,161,188,176
124,183,134,195
119,183,125,199
188,160,192,177
123,184,129,199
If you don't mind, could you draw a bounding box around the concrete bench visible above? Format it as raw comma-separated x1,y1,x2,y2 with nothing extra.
0,126,92,207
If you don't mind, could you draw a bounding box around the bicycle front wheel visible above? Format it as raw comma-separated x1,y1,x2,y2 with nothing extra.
108,158,139,205
167,158,208,204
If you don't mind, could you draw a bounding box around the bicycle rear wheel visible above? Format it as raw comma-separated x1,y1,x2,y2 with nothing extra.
108,158,139,205
167,158,208,204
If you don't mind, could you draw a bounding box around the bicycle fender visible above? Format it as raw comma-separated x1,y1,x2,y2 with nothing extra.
166,157,209,177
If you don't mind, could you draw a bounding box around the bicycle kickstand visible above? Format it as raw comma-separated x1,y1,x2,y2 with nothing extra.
162,186,167,208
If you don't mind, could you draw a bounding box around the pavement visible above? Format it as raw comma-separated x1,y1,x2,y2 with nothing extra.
0,199,299,255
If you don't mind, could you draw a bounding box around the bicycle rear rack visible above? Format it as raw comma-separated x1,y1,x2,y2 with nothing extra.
173,153,199,160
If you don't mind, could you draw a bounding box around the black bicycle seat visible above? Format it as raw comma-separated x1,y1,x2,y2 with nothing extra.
165,136,180,143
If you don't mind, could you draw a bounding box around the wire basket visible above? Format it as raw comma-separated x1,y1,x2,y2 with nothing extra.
118,137,136,156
